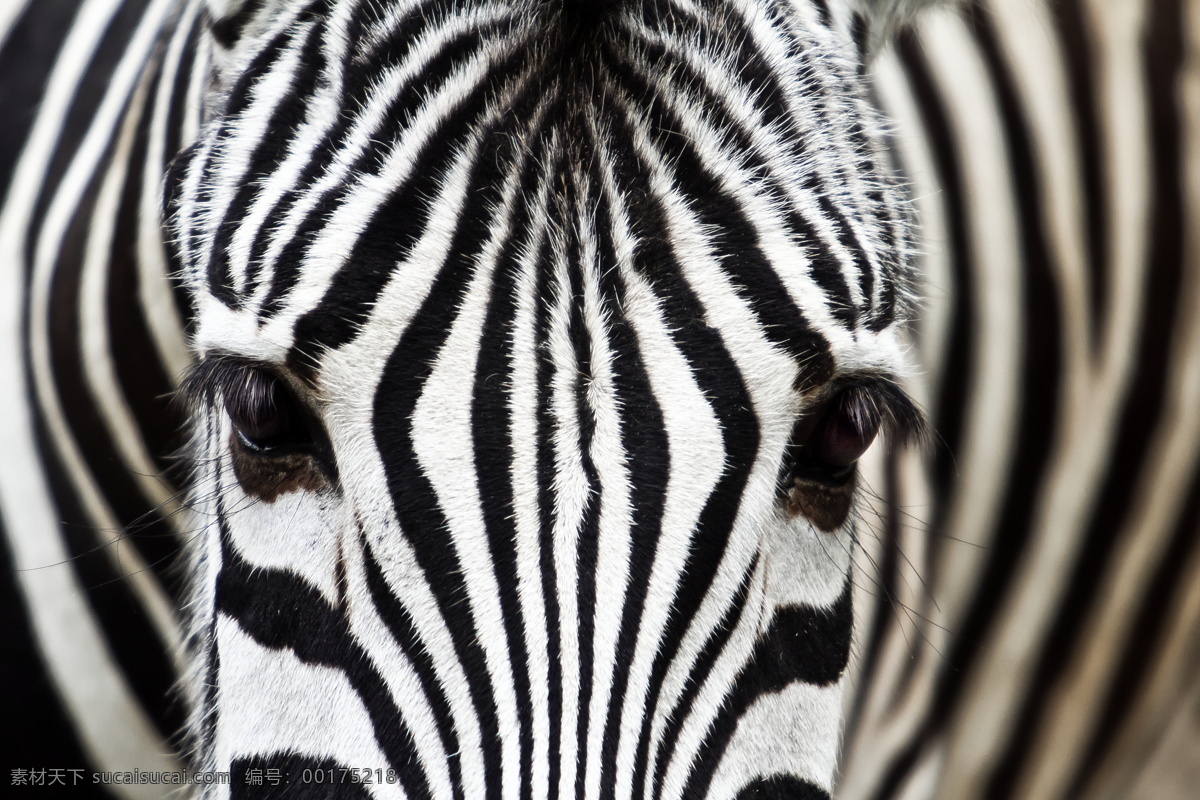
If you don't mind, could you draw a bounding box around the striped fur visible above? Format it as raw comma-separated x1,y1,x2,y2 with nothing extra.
166,2,917,797
2,1,917,798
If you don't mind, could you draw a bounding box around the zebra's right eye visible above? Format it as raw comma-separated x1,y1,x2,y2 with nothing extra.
224,369,313,454
785,389,878,489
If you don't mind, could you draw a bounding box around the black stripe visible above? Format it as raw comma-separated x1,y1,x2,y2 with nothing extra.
1051,0,1108,340
0,521,112,797
215,520,432,800
812,0,832,31
596,98,764,800
362,541,465,800
160,8,204,330
581,145,672,799
531,227,565,796
207,17,326,307
1071,455,1200,796
183,3,328,296
565,177,604,800
735,774,831,800
249,6,477,310
842,116,904,332
209,0,267,50
992,0,1190,794
24,0,154,267
45,139,184,594
0,0,85,209
892,26,973,593
467,127,558,800
927,9,1064,792
262,20,511,320
683,582,852,798
651,562,757,795
602,48,833,372
566,343,606,795
105,88,190,589
159,11,204,333
162,10,201,174
615,9,862,333
367,83,545,799
284,44,530,366
28,376,182,744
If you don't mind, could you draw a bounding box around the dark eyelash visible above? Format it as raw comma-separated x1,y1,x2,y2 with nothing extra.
831,375,928,449
177,354,281,411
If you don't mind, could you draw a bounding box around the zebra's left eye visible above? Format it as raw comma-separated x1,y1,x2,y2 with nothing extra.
812,390,882,470
787,388,881,486
224,369,313,454
782,388,884,531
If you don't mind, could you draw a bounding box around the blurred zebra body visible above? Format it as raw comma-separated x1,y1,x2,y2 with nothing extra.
844,2,1200,798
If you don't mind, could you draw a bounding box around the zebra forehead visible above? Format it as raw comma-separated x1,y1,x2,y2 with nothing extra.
172,0,916,385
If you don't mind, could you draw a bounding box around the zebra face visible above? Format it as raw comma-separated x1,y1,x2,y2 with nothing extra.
166,1,920,796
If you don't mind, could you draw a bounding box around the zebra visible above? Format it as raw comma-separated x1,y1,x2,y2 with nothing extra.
2,0,928,797
2,1,1198,799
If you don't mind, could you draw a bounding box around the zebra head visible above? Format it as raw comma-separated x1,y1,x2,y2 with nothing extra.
165,1,924,796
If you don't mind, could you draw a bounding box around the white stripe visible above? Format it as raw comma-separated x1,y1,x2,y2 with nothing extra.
708,677,847,798
911,0,1022,662
658,563,768,800
938,1,1153,794
213,615,408,800
620,12,871,329
506,143,558,800
408,113,544,800
196,17,316,293
588,126,726,800
606,84,858,798
28,0,184,656
251,20,530,345
226,0,354,294
730,0,885,307
546,225,588,800
141,2,202,384
312,82,545,795
220,480,344,606
344,531,459,800
572,177,636,800
183,0,209,145
837,43,953,800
